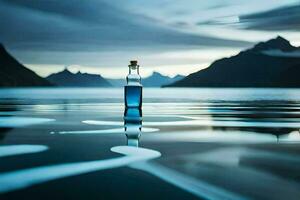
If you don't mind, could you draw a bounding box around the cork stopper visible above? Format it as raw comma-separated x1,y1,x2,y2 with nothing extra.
130,60,138,66
129,60,139,70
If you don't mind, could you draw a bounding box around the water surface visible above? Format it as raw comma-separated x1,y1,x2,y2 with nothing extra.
0,88,300,200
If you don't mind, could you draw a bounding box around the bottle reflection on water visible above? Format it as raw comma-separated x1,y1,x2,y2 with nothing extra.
124,60,143,147
124,107,142,146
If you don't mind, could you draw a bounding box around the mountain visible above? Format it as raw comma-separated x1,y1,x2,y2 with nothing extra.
0,44,52,87
108,72,184,87
143,72,184,87
167,36,300,87
107,78,126,87
250,36,298,52
275,64,300,87
173,74,186,82
46,69,111,87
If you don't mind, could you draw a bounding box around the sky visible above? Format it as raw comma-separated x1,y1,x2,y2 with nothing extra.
0,0,299,78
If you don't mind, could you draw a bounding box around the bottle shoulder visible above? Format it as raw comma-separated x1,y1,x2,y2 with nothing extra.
126,82,142,86
126,74,141,86
127,74,141,79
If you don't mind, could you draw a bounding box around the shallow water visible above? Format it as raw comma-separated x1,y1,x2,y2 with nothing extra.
1,88,300,200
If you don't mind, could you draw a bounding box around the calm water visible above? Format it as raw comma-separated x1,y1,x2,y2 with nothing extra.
1,88,300,200
2,88,300,138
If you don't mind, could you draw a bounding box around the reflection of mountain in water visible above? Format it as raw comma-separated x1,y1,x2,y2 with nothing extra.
0,102,19,140
0,128,10,140
201,100,300,138
167,36,300,87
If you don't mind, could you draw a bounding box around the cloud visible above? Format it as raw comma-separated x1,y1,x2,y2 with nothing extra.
262,49,300,57
197,16,240,26
0,0,250,53
239,4,300,31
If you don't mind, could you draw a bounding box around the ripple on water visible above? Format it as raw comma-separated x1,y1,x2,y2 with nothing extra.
0,145,48,158
0,146,161,194
0,117,55,128
83,119,300,129
56,127,159,135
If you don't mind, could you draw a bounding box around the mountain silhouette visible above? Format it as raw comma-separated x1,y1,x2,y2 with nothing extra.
167,36,300,87
250,36,298,52
0,44,52,87
108,72,184,87
46,69,111,87
143,72,184,87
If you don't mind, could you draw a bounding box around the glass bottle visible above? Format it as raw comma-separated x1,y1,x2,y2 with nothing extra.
124,60,142,108
124,60,143,146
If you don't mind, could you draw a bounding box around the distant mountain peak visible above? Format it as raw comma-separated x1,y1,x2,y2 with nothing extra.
141,71,185,87
173,74,185,79
46,69,111,87
150,71,169,78
275,35,287,41
251,36,296,52
60,68,73,75
152,71,161,75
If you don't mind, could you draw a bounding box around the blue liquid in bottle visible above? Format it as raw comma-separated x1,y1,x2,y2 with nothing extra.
124,85,142,108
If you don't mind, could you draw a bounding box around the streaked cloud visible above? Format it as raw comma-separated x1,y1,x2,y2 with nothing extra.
0,0,299,78
262,49,300,57
239,4,300,31
0,0,249,52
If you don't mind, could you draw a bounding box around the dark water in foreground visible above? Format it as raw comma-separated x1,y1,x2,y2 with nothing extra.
0,88,300,200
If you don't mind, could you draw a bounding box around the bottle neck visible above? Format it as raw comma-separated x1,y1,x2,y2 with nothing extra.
129,66,139,75
127,65,141,85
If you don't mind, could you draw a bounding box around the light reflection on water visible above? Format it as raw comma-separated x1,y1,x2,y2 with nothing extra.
0,145,161,194
83,119,300,129
0,117,55,128
145,130,295,143
56,127,159,135
0,145,48,157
